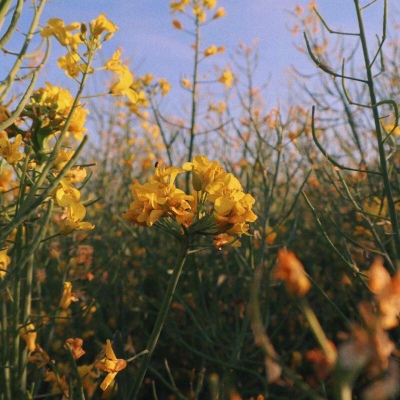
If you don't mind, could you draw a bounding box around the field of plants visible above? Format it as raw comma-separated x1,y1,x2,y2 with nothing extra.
1,0,400,399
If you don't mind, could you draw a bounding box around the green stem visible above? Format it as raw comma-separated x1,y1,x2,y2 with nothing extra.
354,0,400,260
186,17,200,193
128,235,190,399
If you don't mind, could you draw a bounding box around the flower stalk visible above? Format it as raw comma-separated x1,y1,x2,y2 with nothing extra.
129,235,190,399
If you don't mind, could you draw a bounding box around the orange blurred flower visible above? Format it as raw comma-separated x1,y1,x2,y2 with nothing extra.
274,249,311,296
65,338,86,360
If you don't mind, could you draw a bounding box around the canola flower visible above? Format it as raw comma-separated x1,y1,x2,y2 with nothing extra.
0,134,24,165
41,15,138,103
20,324,37,352
95,339,127,391
24,83,88,142
123,155,257,249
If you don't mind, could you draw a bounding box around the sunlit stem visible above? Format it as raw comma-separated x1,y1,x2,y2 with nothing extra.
128,235,190,399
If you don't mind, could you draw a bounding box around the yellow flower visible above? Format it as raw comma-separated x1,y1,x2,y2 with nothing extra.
0,167,12,192
52,149,75,172
40,18,82,51
104,51,138,103
25,83,88,141
104,49,123,72
159,78,171,96
96,339,127,391
59,282,78,309
208,101,227,114
172,19,183,29
54,178,81,207
182,155,226,193
140,73,154,86
110,67,138,103
204,45,225,57
203,0,217,9
0,134,24,165
123,166,194,227
64,167,87,184
20,324,37,352
170,0,190,13
0,248,11,279
67,106,89,141
274,249,311,296
383,123,400,136
213,7,226,19
182,78,191,89
57,52,85,78
193,5,206,22
218,70,234,88
59,203,95,235
89,13,118,40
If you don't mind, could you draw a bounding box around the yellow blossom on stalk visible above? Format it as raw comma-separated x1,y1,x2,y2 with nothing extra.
57,52,84,78
59,203,95,235
123,166,194,227
105,51,138,103
25,83,88,141
59,281,78,309
193,5,206,22
213,7,226,19
203,0,217,9
218,69,234,88
0,248,11,278
89,13,118,41
124,155,257,249
274,249,311,296
19,324,37,352
64,167,87,184
158,78,171,96
182,78,191,89
40,18,82,51
96,339,127,391
54,178,81,207
170,0,190,13
204,45,225,57
0,134,24,165
172,19,183,29
140,73,154,86
52,149,75,172
182,155,226,193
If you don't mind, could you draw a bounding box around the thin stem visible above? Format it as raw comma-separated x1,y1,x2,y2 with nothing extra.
128,235,190,399
354,0,400,261
186,17,200,193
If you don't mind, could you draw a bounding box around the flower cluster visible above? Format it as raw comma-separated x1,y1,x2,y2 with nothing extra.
52,166,95,236
40,14,138,103
24,82,88,143
123,155,257,249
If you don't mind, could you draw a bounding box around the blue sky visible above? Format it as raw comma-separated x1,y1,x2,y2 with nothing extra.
3,0,388,105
